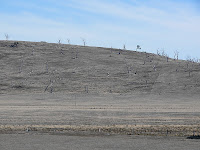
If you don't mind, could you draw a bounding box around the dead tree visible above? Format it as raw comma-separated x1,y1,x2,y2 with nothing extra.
161,50,165,56
186,55,192,62
123,44,126,50
67,39,70,44
5,33,9,40
174,50,179,60
81,38,86,46
157,49,160,56
58,39,61,45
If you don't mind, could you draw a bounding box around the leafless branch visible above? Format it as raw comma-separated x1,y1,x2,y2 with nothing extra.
81,38,86,46
67,39,70,44
4,33,9,40
123,44,126,50
174,50,179,60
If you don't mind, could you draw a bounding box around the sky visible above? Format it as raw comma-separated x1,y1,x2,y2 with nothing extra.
0,0,200,60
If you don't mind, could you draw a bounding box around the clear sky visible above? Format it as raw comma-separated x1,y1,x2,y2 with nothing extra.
0,0,199,60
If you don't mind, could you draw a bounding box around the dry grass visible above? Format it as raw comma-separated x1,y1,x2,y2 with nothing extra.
1,125,200,137
1,40,200,137
0,40,200,95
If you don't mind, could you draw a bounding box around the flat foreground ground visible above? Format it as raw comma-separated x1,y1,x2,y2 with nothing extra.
1,133,200,150
1,93,200,149
0,93,200,126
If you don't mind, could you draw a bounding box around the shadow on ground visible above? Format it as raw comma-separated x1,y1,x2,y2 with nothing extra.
187,135,200,139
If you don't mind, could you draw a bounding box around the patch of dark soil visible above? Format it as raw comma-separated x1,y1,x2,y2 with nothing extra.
187,135,200,139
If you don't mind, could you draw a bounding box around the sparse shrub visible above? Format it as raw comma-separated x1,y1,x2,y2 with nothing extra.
157,49,169,61
136,45,141,51
161,49,168,57
10,42,19,47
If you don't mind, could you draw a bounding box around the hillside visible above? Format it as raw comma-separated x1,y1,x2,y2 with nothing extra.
0,40,200,96
1,40,200,135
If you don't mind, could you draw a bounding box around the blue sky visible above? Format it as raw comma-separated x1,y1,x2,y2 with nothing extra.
0,0,200,60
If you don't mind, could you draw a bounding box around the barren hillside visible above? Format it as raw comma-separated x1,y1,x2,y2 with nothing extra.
1,40,199,96
1,40,200,135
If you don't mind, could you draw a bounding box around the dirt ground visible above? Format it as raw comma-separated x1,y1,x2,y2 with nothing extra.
1,41,200,149
1,133,200,150
0,93,200,127
1,40,200,129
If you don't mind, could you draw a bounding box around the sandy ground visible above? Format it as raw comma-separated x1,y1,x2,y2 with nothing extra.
0,133,200,150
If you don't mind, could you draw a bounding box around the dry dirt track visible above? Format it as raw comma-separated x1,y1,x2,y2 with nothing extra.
1,133,200,150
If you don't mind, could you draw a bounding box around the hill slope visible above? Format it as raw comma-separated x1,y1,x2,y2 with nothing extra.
0,40,200,96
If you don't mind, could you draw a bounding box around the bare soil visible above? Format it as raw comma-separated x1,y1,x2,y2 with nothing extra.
0,93,200,136
1,133,200,150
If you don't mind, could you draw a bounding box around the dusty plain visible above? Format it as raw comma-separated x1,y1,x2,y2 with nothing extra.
1,133,200,150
